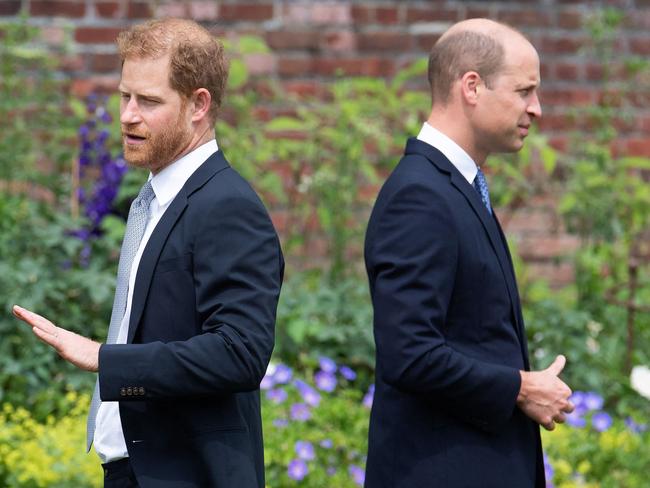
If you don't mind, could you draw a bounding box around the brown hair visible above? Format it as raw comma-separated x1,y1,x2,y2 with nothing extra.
117,18,228,123
427,30,505,106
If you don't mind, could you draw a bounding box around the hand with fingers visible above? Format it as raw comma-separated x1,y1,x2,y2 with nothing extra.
516,355,574,431
13,305,101,372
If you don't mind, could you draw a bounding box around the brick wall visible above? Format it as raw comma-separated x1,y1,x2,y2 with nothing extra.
2,0,650,286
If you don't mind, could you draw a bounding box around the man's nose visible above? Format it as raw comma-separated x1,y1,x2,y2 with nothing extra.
528,93,542,118
120,98,141,125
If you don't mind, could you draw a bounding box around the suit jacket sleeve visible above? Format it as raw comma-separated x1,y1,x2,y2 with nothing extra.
366,179,521,431
98,192,283,400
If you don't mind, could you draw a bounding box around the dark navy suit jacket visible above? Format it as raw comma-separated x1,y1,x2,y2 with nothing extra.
364,139,543,487
98,150,284,487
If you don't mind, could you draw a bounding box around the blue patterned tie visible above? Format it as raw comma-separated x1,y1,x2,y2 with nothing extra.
473,167,492,215
86,180,155,450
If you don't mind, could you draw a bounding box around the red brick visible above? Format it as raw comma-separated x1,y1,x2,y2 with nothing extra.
466,8,491,18
0,1,21,15
283,80,328,99
502,209,558,234
557,10,583,29
537,113,576,132
351,5,373,23
155,3,187,17
127,1,153,19
61,54,85,72
40,26,66,46
375,6,399,24
406,7,458,23
244,53,275,75
357,32,412,52
96,1,120,18
626,137,650,157
284,2,350,25
315,57,395,77
548,135,568,152
586,63,605,82
277,56,314,77
220,3,273,22
519,235,580,259
540,88,594,106
91,53,121,73
70,76,119,97
190,1,219,21
541,36,585,54
416,34,441,51
630,38,650,55
266,30,320,50
554,62,579,81
320,31,356,52
497,9,552,28
75,27,122,44
31,1,85,17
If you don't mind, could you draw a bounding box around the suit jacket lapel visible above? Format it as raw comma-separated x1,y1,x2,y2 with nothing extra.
405,139,526,354
127,150,230,343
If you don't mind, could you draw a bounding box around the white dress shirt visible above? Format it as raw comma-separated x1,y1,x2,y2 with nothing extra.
94,139,219,463
417,122,479,185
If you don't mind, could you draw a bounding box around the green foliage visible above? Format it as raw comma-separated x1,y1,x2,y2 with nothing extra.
0,17,78,193
0,196,116,418
276,272,375,372
543,415,650,487
262,367,368,487
0,393,102,487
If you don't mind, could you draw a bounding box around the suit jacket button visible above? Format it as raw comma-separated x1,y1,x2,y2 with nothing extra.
120,388,127,396
139,387,145,396
127,387,133,396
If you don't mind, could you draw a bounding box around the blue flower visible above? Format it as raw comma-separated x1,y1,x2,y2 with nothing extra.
349,464,365,486
319,356,337,373
294,379,321,406
273,418,288,428
295,440,315,461
260,374,275,390
287,459,308,481
320,438,333,449
592,411,612,432
290,403,311,422
566,409,586,428
543,452,554,487
327,466,337,476
339,365,357,381
274,364,293,384
363,384,375,409
625,416,647,434
266,388,287,404
315,371,337,392
583,392,604,411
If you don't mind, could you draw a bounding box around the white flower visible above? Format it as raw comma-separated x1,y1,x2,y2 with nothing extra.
630,365,650,400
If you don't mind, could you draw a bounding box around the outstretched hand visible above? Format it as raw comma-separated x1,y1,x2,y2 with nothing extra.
517,355,574,431
13,305,100,372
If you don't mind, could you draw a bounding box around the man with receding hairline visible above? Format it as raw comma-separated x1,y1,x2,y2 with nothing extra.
13,18,283,488
364,19,573,487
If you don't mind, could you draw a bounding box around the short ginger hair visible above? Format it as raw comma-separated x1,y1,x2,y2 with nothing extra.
427,30,505,106
117,18,228,123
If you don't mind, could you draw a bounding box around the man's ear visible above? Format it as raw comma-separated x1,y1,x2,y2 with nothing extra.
190,88,212,122
460,71,482,106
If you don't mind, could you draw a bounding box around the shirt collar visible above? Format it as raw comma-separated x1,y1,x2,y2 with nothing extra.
417,122,478,185
149,139,219,206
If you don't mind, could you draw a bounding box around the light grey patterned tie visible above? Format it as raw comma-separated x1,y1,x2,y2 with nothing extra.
86,180,155,450
473,167,492,215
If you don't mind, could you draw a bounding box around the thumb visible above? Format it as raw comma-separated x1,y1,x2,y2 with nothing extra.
546,355,566,376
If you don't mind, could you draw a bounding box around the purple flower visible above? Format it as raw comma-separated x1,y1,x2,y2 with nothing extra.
294,380,321,406
327,466,337,476
267,388,287,404
295,441,315,461
566,409,586,428
592,411,612,432
315,371,337,392
349,464,365,486
625,416,647,434
319,356,337,373
287,459,308,481
260,374,274,390
339,365,357,381
320,438,333,449
273,418,288,428
363,384,375,409
583,392,604,411
290,403,311,421
274,364,293,384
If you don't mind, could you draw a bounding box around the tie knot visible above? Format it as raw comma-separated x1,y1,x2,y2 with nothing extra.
473,167,492,215
135,180,155,208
